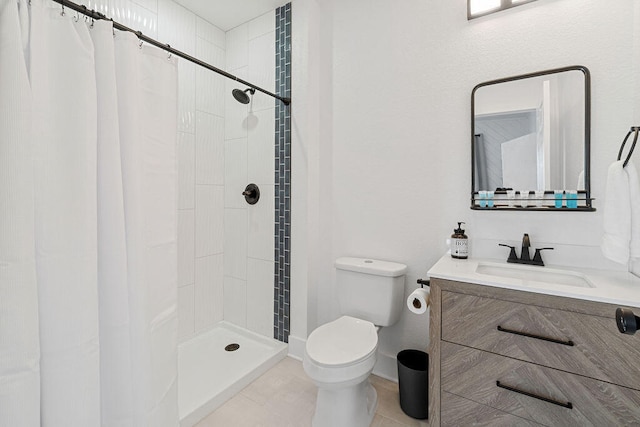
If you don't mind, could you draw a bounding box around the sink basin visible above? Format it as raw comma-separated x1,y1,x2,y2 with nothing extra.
475,262,594,288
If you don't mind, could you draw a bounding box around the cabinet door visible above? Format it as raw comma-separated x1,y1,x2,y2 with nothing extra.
441,291,640,390
441,341,640,426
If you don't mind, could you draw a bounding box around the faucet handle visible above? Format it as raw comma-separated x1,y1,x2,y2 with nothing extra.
532,247,554,265
499,244,518,263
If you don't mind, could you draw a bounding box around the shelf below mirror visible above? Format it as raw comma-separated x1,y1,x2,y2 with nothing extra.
471,190,595,211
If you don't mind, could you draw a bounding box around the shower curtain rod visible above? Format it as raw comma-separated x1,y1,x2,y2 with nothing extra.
50,0,291,106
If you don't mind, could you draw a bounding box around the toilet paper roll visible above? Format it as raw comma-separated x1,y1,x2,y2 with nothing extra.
407,288,430,314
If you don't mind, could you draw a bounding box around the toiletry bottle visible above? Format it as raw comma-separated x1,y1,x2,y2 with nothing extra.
451,222,468,259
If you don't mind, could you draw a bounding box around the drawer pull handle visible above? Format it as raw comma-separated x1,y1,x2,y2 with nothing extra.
496,381,573,409
497,325,575,346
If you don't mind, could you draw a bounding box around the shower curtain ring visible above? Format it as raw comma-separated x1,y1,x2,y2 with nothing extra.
139,40,144,49
60,0,65,16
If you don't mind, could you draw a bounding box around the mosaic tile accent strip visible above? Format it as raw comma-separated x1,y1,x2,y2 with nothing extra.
274,2,291,343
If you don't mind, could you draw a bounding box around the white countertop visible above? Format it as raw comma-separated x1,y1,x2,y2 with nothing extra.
427,254,640,309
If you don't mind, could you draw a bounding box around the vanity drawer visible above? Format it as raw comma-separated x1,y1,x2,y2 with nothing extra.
441,291,640,390
441,392,542,426
441,341,640,426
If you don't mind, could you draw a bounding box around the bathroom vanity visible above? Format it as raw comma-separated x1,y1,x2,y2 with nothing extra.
427,256,640,426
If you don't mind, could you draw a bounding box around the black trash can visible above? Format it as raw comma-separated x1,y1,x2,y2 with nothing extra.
397,349,429,419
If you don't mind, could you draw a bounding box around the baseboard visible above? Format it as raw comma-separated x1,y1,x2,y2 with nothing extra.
287,334,306,360
373,351,398,382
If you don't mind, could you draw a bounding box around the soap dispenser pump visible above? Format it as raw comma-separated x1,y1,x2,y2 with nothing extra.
451,222,468,259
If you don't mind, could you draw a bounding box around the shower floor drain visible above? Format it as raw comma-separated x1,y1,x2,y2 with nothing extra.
225,343,240,352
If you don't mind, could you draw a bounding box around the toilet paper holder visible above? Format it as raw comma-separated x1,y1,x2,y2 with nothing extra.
417,279,430,288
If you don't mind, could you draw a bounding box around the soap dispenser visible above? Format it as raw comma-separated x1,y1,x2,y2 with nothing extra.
451,222,468,259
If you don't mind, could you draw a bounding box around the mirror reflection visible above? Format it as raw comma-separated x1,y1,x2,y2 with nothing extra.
471,66,593,211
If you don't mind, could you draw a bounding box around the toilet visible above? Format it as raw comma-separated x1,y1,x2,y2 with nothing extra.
303,257,407,427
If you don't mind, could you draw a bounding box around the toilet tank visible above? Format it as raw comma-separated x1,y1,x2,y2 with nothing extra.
335,257,407,326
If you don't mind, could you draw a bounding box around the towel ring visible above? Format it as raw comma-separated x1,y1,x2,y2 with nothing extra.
618,126,639,168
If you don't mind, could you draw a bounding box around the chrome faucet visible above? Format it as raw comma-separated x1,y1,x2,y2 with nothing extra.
499,234,553,266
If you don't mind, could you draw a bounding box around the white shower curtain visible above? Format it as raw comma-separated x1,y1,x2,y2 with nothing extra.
0,0,40,425
0,0,179,425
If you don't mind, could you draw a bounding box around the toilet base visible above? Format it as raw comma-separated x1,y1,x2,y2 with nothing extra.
311,378,378,427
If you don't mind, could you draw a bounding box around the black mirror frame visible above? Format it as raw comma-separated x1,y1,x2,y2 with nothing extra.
470,65,595,211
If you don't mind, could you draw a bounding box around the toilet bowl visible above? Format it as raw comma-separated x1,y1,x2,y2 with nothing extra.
303,316,379,427
303,257,407,427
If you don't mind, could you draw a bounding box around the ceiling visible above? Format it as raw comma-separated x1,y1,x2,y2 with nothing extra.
173,0,289,32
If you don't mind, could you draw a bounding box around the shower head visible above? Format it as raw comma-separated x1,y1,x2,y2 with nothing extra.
232,88,256,104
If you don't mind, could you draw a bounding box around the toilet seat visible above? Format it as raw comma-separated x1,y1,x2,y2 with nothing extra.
306,316,378,367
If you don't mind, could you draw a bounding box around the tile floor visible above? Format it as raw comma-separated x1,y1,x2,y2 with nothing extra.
195,356,429,427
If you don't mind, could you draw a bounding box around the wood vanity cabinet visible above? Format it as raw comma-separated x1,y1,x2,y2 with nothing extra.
429,278,640,426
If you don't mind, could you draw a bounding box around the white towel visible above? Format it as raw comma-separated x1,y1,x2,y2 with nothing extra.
601,161,640,264
628,163,640,260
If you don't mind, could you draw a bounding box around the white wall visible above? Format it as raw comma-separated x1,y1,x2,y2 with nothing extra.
156,1,228,342
290,0,335,356
291,0,640,377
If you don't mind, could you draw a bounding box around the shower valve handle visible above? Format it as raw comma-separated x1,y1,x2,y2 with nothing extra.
242,183,260,205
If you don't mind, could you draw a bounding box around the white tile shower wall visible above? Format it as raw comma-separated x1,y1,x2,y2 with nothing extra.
224,276,248,327
131,0,156,14
224,209,248,280
196,112,224,185
195,185,224,257
156,0,226,342
248,185,275,262
195,37,225,117
226,24,249,73
248,31,277,112
247,258,276,337
178,210,195,286
178,284,195,339
195,255,224,332
248,110,277,185
177,60,196,134
177,132,195,208
224,14,276,336
197,17,226,49
224,138,249,209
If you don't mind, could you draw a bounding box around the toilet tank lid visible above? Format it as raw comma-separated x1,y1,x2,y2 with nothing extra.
335,257,407,277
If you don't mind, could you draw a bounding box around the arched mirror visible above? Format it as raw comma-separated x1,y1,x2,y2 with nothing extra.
471,66,594,211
